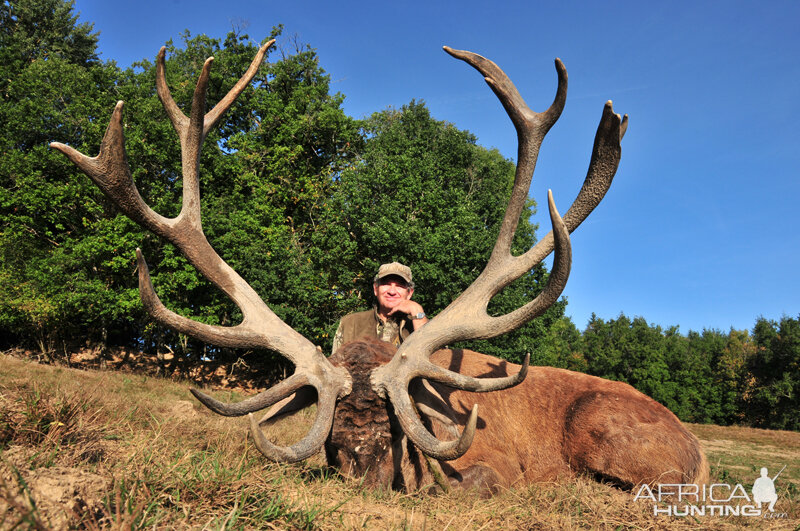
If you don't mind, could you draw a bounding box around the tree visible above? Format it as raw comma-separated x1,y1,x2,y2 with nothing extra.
746,315,800,430
665,328,723,424
535,315,586,371
0,0,122,352
323,101,567,363
582,314,670,403
581,314,765,427
0,0,99,88
715,328,754,424
671,328,754,425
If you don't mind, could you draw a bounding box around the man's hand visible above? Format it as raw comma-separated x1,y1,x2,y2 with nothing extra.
388,300,429,330
387,299,423,317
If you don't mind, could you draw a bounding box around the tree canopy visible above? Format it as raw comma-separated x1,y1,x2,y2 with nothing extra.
0,0,119,352
748,316,800,430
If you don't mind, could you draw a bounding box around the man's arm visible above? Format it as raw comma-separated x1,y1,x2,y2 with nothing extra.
388,300,429,331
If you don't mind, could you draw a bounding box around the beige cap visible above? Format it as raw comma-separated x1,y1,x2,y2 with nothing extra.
374,262,412,284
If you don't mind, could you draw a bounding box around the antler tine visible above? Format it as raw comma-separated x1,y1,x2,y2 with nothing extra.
50,102,174,236
442,47,566,139
155,39,274,140
515,101,628,272
190,372,311,416
247,385,338,462
444,48,566,264
155,47,188,135
52,41,352,462
155,39,275,228
204,39,274,135
134,248,283,351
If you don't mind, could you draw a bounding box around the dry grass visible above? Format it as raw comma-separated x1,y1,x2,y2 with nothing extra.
1,352,798,529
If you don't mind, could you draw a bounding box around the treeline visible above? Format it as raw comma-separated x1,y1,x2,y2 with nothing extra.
1,0,797,432
532,313,800,432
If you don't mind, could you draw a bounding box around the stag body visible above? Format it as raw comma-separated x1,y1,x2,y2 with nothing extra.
52,39,709,496
322,339,708,492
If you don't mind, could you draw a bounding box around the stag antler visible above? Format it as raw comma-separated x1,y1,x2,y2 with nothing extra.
371,48,627,460
50,41,351,462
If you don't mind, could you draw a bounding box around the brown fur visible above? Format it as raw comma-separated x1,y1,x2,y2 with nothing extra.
326,339,709,493
326,341,399,489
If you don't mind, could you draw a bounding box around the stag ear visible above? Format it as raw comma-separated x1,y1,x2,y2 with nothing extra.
257,388,317,426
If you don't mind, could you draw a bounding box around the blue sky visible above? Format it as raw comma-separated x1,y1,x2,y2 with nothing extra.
70,0,799,334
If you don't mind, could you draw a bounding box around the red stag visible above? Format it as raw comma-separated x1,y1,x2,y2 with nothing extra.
51,40,708,493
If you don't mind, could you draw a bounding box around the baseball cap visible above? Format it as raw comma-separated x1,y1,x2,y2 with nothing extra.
374,262,412,284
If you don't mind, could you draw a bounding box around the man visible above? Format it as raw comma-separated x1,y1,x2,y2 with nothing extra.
331,262,428,354
261,263,433,423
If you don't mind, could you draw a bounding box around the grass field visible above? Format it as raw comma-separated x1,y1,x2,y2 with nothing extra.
1,353,798,529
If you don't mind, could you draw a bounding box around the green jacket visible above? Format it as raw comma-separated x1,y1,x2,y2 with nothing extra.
331,308,412,354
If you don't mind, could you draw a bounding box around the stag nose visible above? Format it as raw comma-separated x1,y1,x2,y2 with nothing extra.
359,452,395,489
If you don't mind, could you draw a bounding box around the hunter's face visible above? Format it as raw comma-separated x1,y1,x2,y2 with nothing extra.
373,275,413,313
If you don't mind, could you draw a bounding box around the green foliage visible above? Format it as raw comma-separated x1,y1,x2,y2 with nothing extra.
0,0,99,88
680,329,753,424
582,314,673,406
747,315,800,430
581,313,756,426
534,316,587,371
576,313,800,431
0,0,125,350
